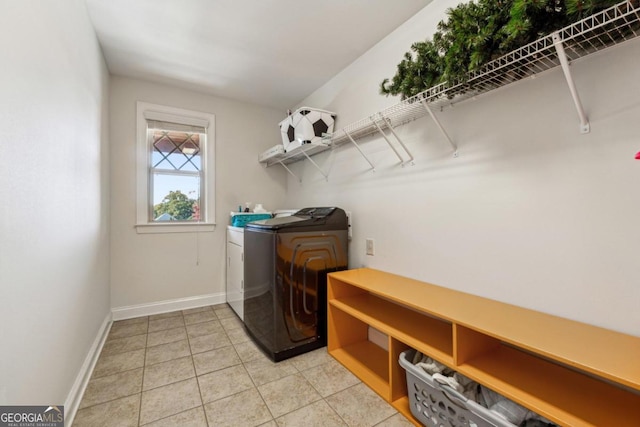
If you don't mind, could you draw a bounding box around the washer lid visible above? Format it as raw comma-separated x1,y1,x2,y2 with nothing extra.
245,207,347,231
247,215,307,229
273,209,299,218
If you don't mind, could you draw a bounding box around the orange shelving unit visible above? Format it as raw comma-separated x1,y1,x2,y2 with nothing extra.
327,268,640,426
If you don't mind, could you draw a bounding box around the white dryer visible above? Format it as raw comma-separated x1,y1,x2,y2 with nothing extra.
226,226,244,320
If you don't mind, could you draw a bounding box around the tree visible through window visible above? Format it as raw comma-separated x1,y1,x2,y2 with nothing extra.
148,121,205,222
153,190,198,221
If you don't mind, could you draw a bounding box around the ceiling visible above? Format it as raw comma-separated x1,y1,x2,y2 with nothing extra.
85,0,431,109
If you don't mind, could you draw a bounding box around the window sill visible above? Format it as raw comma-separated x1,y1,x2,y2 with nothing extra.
135,222,216,234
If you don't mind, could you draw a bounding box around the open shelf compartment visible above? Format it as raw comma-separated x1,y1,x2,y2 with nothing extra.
330,294,453,366
327,305,390,399
455,326,640,427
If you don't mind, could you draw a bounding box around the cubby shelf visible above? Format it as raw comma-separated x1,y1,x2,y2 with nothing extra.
330,295,453,365
327,268,640,427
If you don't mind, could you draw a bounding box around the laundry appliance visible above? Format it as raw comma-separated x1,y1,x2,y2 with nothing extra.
243,207,348,361
226,210,296,320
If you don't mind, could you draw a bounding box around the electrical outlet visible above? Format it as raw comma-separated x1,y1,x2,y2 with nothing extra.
366,238,374,256
346,211,352,240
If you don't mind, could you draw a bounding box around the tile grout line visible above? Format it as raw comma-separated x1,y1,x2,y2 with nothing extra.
240,346,334,423
222,310,264,423
240,344,277,424
138,310,207,427
73,386,143,413
297,366,352,427
137,318,149,427
209,307,280,424
189,307,210,427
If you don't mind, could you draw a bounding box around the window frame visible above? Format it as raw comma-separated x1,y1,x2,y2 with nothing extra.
136,101,215,233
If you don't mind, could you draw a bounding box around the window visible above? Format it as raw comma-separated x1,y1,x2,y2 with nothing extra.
148,120,203,222
136,102,215,233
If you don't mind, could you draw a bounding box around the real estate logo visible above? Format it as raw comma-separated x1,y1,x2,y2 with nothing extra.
0,406,63,427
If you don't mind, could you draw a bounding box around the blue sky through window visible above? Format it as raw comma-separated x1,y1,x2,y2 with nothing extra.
153,173,200,205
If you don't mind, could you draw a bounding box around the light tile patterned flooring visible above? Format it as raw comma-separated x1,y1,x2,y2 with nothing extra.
73,304,413,427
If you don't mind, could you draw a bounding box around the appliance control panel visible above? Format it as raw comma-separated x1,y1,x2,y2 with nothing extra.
295,207,336,218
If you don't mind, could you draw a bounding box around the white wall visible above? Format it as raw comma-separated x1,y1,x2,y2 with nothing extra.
109,76,286,310
287,0,640,337
0,0,111,405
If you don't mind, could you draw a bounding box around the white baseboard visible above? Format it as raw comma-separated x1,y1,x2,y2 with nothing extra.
64,312,112,427
111,292,227,321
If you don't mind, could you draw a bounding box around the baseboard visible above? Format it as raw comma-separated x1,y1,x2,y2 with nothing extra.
64,312,112,427
111,292,226,321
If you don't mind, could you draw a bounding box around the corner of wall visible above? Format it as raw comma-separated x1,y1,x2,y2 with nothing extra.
64,312,112,427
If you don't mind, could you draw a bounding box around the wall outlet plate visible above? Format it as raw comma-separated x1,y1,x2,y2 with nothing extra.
366,238,374,256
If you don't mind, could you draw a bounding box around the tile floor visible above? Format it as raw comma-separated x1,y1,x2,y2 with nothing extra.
73,304,414,427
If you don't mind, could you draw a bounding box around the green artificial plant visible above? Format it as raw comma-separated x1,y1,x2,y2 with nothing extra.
380,0,625,100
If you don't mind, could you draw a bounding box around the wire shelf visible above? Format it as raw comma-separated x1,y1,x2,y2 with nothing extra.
262,142,331,167
330,0,640,146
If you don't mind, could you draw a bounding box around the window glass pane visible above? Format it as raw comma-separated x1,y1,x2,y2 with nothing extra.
153,135,177,154
178,156,199,172
150,129,202,172
152,173,201,221
152,151,167,167
191,155,201,170
165,152,187,169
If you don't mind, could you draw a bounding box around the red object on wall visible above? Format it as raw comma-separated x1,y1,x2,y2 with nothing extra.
636,151,640,160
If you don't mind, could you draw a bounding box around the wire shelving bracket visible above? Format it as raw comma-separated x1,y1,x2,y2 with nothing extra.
369,115,405,164
419,98,458,157
370,113,415,166
260,141,332,182
381,115,415,166
276,161,301,183
552,31,590,133
301,149,329,181
344,129,376,171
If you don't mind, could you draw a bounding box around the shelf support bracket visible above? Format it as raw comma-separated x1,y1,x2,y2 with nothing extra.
301,149,329,181
370,115,414,166
370,115,405,164
420,99,459,157
552,32,590,134
278,161,301,183
344,129,376,172
380,115,415,166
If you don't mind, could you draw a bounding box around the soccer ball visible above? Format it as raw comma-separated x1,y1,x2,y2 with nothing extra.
279,115,296,152
279,107,336,152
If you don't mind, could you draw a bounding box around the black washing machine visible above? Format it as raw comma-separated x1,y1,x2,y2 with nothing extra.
243,207,348,361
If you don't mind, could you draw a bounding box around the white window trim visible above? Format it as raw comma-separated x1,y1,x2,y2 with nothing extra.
136,101,216,234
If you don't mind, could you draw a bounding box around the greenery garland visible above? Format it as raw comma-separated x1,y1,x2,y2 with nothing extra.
380,0,623,100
